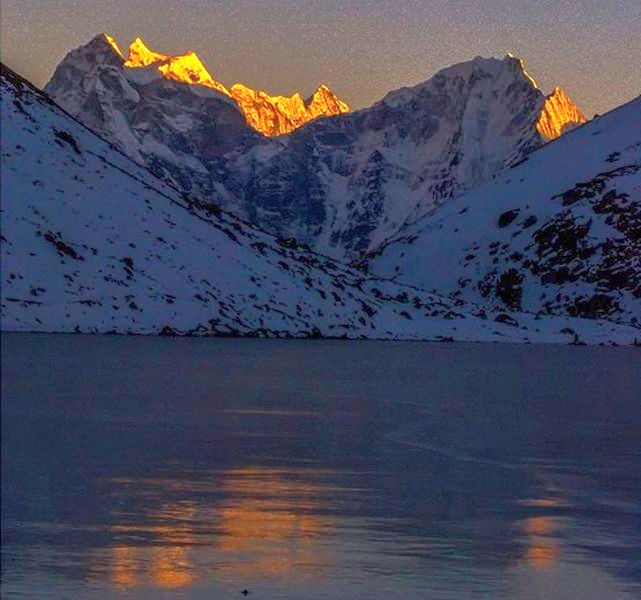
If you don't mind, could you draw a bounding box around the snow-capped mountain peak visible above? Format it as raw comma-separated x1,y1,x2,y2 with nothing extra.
230,81,350,136
122,36,231,96
123,36,166,67
536,86,586,140
306,84,350,119
45,40,588,261
59,32,125,68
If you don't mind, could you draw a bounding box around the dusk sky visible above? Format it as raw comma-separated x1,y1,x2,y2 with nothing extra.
1,0,640,117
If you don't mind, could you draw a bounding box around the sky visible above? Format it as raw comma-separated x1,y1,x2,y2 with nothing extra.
1,0,639,117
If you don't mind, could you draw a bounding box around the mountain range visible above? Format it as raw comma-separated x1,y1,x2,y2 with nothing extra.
1,33,639,343
7,63,633,343
44,34,586,260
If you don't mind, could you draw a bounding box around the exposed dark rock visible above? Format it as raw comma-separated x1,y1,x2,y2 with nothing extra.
498,209,520,228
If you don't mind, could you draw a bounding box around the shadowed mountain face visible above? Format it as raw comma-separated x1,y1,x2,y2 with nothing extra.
2,63,635,344
45,35,585,260
368,95,641,327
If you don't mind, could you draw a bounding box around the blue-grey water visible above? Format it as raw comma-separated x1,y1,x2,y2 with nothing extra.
1,333,640,599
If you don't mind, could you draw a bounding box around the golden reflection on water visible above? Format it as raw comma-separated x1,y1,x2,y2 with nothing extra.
520,499,561,571
107,467,333,590
215,468,331,579
111,546,137,588
150,546,194,588
111,544,194,589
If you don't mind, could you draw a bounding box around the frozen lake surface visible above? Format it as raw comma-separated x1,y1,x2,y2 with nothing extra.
2,333,640,599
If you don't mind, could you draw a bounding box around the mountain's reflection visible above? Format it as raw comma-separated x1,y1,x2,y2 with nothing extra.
521,515,560,571
99,467,334,589
91,470,573,592
111,546,138,588
513,497,561,571
215,468,331,578
109,517,197,589
111,544,194,589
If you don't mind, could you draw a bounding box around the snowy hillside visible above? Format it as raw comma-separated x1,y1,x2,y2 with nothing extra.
2,63,637,345
368,96,641,327
45,36,585,260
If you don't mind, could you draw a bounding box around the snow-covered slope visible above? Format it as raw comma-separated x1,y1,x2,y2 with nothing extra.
45,36,585,260
368,96,641,327
2,64,636,344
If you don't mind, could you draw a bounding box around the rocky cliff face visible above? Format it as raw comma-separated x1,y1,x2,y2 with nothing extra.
45,36,587,260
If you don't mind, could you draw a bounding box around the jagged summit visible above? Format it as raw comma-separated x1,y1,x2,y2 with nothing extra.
537,86,587,140
62,33,125,66
504,52,538,87
121,36,230,96
230,81,350,136
306,84,350,120
124,37,167,67
385,53,540,102
78,33,350,136
101,34,124,57
381,53,584,142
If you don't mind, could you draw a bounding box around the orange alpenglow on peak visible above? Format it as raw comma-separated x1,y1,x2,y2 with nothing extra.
536,86,587,141
123,37,230,96
230,82,350,136
124,37,168,67
157,53,230,94
502,53,585,141
103,34,124,57
119,35,349,136
307,84,350,120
